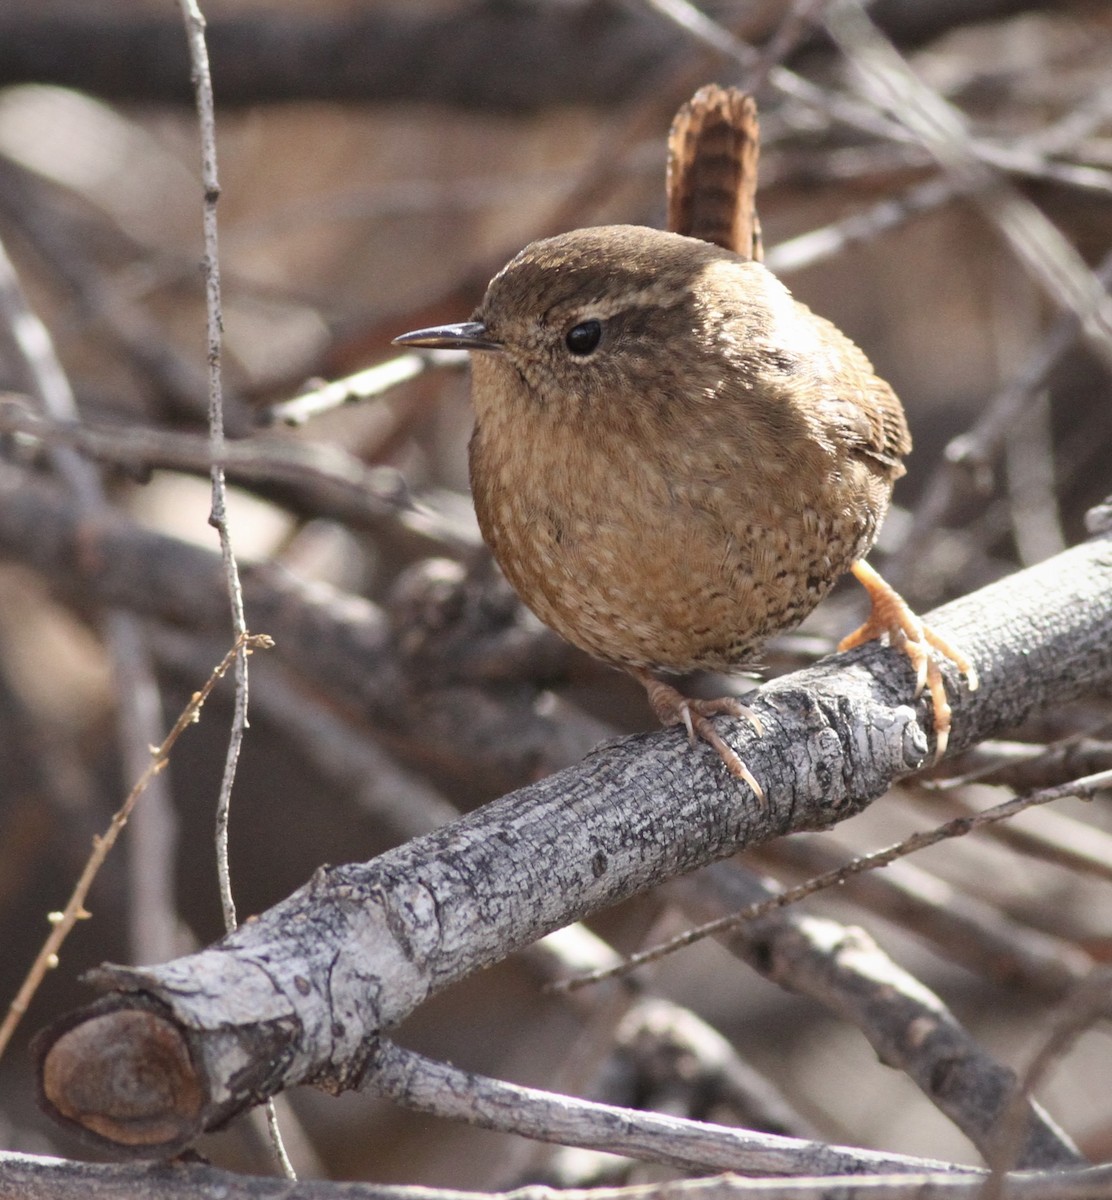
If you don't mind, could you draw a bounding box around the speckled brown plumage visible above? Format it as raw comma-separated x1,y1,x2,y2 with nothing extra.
466,227,907,667
396,224,975,797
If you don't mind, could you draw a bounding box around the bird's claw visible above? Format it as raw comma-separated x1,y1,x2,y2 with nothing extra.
636,672,765,802
840,561,978,761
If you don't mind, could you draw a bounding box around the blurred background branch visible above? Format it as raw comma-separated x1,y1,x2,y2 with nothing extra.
1,0,1111,1192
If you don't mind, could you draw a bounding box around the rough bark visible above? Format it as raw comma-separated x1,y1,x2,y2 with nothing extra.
31,530,1112,1155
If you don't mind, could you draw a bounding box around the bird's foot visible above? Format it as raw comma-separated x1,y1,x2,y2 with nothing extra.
839,560,979,759
632,669,765,802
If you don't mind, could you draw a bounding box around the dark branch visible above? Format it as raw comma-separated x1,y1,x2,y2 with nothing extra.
0,2,1064,113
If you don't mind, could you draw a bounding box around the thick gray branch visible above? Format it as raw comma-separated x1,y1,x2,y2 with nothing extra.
33,533,1112,1154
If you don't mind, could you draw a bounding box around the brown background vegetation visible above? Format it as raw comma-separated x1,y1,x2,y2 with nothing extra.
1,0,1111,1190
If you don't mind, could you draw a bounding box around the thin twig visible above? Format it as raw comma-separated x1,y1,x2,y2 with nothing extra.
638,0,904,142
889,242,1112,588
824,0,1112,371
741,0,830,98
0,633,272,1063
178,0,245,933
762,834,1093,999
553,769,1112,992
177,0,293,1178
918,788,1112,888
765,173,963,275
266,350,459,426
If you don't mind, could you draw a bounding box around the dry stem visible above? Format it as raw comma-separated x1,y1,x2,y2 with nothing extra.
0,632,272,1063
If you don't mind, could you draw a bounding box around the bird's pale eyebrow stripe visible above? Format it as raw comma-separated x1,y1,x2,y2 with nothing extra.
546,284,692,323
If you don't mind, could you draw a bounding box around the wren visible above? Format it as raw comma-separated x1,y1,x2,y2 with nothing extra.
395,224,977,798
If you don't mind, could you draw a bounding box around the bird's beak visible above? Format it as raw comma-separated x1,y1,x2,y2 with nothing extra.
393,321,502,352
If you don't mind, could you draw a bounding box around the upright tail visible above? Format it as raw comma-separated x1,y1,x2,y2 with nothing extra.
666,85,763,262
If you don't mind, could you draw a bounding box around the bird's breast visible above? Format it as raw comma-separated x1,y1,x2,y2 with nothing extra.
468,406,889,672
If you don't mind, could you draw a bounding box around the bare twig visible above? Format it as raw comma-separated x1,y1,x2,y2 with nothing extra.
178,0,244,933
742,0,830,98
0,632,271,1063
764,834,1093,999
177,0,292,1177
555,770,1112,991
824,0,1112,370
266,350,459,426
765,174,964,275
917,788,1112,888
0,403,416,531
639,0,905,141
366,1038,976,1178
670,863,1081,1168
889,241,1112,590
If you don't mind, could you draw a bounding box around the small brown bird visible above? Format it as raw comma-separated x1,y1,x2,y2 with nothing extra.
395,225,976,797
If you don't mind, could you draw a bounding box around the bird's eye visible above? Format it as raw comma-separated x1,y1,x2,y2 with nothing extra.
565,319,602,356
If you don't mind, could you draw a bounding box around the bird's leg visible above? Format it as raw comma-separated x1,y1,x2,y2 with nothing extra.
630,667,765,801
838,560,979,759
